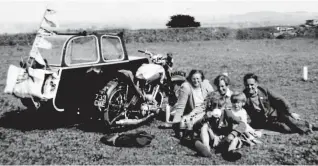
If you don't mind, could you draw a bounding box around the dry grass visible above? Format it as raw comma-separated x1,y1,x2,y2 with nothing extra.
1,39,318,164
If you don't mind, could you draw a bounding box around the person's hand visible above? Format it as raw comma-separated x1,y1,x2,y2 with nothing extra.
218,121,224,129
291,112,301,120
206,111,213,118
212,136,221,147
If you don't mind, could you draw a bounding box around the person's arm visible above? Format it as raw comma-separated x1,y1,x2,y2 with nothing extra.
266,88,292,116
239,109,248,124
172,82,191,123
224,110,247,137
224,109,243,124
202,79,214,93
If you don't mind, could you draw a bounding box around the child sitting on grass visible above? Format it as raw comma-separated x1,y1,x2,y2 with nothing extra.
222,92,262,152
193,92,227,157
194,92,262,158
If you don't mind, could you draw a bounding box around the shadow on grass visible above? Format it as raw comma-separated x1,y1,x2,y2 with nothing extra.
0,108,83,131
0,108,156,134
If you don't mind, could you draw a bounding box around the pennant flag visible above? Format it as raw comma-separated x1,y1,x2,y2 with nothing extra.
34,36,52,49
29,47,46,65
46,8,57,15
37,27,56,36
41,8,59,28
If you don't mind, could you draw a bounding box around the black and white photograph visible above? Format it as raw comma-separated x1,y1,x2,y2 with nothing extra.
0,0,318,164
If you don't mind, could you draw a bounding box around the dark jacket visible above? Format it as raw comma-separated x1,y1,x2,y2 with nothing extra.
243,86,292,123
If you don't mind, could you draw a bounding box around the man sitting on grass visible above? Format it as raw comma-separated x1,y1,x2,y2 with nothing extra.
242,73,318,134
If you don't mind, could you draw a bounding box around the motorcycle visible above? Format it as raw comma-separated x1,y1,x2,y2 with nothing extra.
96,50,186,128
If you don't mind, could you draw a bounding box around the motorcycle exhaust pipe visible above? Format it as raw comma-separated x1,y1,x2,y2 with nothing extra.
115,113,154,125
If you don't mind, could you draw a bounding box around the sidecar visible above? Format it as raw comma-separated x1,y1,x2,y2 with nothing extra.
11,31,149,116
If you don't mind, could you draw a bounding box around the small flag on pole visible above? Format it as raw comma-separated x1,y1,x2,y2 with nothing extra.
29,47,46,65
41,8,59,28
34,36,52,49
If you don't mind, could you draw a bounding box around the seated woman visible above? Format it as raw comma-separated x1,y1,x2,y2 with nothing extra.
164,69,214,138
213,74,233,110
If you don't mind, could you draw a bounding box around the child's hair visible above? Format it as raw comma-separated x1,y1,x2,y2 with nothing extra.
230,91,247,104
205,91,225,111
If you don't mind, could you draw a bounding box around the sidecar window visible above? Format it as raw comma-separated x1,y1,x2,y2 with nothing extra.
65,36,99,65
101,35,124,61
37,35,70,66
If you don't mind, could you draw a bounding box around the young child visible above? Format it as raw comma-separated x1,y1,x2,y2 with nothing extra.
229,92,249,127
195,92,262,157
222,92,262,152
193,92,226,157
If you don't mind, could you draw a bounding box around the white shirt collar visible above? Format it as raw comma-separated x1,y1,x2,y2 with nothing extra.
225,89,232,98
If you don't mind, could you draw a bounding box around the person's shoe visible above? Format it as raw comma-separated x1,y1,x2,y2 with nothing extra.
100,133,119,146
307,122,318,132
304,121,314,134
194,140,212,157
222,150,242,161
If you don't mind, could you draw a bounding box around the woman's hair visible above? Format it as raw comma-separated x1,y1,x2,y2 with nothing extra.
230,92,247,104
205,92,226,111
243,73,259,84
213,74,231,87
186,69,205,82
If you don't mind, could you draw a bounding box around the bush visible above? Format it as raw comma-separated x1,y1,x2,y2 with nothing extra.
166,14,200,28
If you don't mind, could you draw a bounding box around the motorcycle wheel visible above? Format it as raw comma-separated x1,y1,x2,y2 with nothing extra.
103,80,129,127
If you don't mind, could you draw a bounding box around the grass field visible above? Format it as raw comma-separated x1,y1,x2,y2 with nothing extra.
0,39,318,164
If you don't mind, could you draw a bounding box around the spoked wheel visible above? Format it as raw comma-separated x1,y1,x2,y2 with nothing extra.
103,81,129,128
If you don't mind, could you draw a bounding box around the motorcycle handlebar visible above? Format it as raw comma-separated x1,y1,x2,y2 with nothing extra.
138,50,152,56
138,50,167,64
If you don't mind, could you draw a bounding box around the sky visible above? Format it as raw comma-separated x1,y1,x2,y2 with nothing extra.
1,0,318,32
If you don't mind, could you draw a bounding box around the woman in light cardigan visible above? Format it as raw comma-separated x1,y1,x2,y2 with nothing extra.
166,69,214,138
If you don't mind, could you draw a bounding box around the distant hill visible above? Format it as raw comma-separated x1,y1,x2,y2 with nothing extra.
1,11,318,34
201,11,318,28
